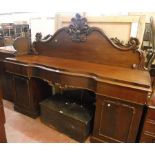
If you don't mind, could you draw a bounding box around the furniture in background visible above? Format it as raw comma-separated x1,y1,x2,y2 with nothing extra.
3,14,151,142
140,90,155,142
139,17,155,142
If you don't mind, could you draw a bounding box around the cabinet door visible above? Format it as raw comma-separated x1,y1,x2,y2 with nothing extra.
92,95,144,143
13,75,52,118
14,75,31,110
3,72,14,101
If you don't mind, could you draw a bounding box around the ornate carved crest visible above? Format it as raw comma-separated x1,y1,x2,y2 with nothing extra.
66,13,91,42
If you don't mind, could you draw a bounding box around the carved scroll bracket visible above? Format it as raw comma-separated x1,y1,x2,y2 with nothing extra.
111,37,140,50
132,49,148,70
111,37,148,70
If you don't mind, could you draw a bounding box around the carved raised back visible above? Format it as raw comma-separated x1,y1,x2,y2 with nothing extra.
33,14,146,70
55,13,146,45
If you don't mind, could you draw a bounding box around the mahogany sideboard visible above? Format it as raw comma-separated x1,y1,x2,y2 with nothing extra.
3,14,152,142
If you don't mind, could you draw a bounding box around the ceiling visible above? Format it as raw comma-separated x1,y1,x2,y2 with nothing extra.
0,0,155,14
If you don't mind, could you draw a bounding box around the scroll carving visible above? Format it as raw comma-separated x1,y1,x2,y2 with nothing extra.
31,33,52,55
35,32,42,42
132,49,147,70
66,13,91,42
111,37,140,50
29,32,42,55
111,37,147,70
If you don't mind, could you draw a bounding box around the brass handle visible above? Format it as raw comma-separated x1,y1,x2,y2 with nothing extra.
147,92,152,99
107,104,111,107
59,110,63,114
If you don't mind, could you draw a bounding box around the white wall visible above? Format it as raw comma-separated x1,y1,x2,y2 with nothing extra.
1,0,155,15
30,17,55,42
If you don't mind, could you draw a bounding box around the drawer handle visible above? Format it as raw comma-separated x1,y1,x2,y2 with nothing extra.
107,104,111,107
59,110,63,114
147,92,151,99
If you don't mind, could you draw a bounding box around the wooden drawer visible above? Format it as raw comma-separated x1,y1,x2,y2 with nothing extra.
140,133,155,143
96,81,147,104
5,61,28,77
147,108,155,120
140,106,155,142
144,121,155,134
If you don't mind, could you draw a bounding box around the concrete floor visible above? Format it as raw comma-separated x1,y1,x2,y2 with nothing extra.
3,100,90,143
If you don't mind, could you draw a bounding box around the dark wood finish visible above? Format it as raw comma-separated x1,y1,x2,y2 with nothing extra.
144,17,155,143
140,108,155,142
31,14,146,70
13,76,52,118
91,95,144,143
33,30,145,70
0,89,7,143
4,55,150,104
3,14,151,142
0,46,16,101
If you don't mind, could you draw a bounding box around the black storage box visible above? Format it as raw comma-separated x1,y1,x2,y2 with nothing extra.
39,89,95,142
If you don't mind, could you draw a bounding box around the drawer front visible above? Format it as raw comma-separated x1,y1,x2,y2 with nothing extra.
147,108,155,120
96,81,147,104
143,121,155,134
140,133,155,143
140,106,155,143
5,61,28,77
